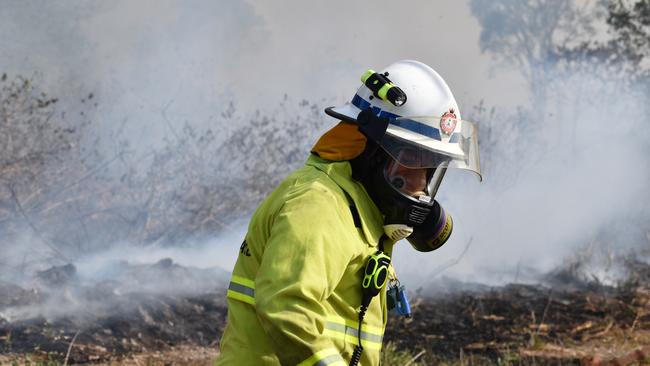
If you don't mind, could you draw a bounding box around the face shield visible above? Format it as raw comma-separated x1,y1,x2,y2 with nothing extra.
383,149,443,199
378,115,482,181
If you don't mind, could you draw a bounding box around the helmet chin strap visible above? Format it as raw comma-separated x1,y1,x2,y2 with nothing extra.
383,224,413,241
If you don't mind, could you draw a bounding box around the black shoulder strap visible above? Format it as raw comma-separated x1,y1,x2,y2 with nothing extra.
349,205,362,228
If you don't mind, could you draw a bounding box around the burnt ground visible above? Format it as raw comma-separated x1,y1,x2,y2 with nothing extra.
385,283,650,365
2,260,650,365
0,292,227,364
0,259,229,364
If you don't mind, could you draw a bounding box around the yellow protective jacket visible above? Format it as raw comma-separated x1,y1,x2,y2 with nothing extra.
215,154,392,366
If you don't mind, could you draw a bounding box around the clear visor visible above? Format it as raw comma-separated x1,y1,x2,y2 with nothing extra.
379,116,482,181
384,151,432,198
383,151,447,199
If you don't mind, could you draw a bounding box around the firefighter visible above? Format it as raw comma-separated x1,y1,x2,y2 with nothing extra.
215,60,481,366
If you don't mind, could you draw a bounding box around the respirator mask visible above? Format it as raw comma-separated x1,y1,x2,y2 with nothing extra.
360,135,454,251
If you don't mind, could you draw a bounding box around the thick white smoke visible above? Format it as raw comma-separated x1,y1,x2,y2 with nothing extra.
0,0,648,318
393,64,650,288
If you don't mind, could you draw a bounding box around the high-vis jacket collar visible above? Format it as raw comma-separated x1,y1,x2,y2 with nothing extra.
306,154,384,246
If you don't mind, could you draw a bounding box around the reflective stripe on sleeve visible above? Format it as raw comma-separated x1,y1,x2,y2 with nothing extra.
297,348,346,366
324,316,384,350
226,275,255,305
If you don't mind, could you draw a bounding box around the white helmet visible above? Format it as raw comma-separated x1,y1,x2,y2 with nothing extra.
325,59,482,181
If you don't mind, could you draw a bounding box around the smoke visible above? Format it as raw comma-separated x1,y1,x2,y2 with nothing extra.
405,73,650,285
0,224,246,322
393,2,650,288
0,1,524,132
0,0,649,323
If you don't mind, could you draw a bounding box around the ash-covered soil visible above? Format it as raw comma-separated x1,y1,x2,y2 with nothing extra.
0,258,229,364
383,256,650,364
0,293,227,364
385,281,650,364
2,258,650,365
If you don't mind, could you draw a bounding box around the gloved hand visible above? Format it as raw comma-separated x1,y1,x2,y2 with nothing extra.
355,108,390,143
406,200,453,252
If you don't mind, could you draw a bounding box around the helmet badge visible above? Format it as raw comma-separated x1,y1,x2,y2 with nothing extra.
440,108,457,135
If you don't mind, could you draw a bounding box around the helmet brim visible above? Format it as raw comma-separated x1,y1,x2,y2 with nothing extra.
324,104,362,124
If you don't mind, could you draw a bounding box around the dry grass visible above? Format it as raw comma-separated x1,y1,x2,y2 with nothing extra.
0,345,218,366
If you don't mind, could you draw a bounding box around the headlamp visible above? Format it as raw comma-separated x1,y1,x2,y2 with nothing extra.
360,69,407,107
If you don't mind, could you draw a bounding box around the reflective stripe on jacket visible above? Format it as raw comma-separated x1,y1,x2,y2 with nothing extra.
215,154,391,366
